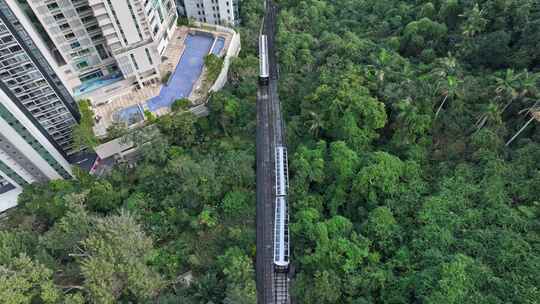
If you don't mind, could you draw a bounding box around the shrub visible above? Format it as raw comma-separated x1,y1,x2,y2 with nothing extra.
161,71,172,84
204,54,224,85
171,98,191,112
72,99,98,150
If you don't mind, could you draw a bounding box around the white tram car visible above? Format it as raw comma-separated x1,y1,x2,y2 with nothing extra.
259,35,269,84
274,146,290,270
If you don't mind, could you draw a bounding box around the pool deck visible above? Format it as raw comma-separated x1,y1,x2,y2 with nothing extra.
92,25,233,137
146,33,215,112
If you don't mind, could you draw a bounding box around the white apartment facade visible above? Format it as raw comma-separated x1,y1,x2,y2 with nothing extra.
176,0,239,25
0,87,74,211
0,0,78,212
0,0,80,156
88,0,177,86
26,0,177,92
0,0,180,212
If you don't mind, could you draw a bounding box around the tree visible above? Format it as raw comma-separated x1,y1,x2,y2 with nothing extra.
291,141,326,191
171,98,191,112
144,110,157,123
460,4,487,38
364,206,401,255
353,152,404,204
218,248,256,304
40,192,93,259
79,211,164,303
0,254,60,304
324,141,359,215
293,270,341,304
72,99,98,150
204,54,224,84
390,98,431,158
17,179,78,225
158,112,198,147
435,75,460,119
400,18,448,57
105,122,128,140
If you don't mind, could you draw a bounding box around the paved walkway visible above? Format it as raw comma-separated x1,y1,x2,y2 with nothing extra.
91,25,233,137
93,27,190,136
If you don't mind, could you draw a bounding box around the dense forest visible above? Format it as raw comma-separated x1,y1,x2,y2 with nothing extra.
1,0,539,303
277,0,540,303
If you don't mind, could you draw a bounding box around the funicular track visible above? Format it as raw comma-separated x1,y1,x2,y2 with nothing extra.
256,0,291,303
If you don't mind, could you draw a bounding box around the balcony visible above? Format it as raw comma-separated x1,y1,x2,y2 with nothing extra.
96,15,113,27
91,6,108,18
88,0,103,6
101,25,116,36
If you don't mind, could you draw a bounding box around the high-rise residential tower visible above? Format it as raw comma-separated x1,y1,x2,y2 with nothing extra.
26,0,177,93
175,0,239,25
0,0,78,211
0,0,80,156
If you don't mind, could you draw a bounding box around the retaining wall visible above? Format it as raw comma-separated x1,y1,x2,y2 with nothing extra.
190,22,242,94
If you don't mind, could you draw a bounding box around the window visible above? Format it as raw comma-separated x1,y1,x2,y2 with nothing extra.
75,6,91,14
1,36,12,43
91,34,103,41
70,41,80,49
145,48,153,65
47,3,59,11
64,32,76,40
130,54,139,70
86,24,99,32
76,60,88,69
8,45,21,53
96,44,109,60
53,13,65,21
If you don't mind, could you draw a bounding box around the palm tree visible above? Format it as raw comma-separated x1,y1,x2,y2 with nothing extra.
460,4,488,38
494,69,521,112
435,75,460,119
506,102,540,146
494,69,540,111
474,102,502,132
305,111,324,137
476,71,539,133
432,55,458,78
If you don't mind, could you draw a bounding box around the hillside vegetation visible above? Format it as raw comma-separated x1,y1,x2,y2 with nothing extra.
276,0,540,303
1,0,539,303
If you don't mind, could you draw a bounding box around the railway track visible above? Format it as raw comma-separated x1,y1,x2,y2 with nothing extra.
256,0,291,303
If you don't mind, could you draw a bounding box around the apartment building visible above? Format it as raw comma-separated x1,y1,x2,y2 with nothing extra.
0,0,78,212
0,85,75,211
0,0,80,155
89,0,177,85
176,0,239,25
26,0,177,93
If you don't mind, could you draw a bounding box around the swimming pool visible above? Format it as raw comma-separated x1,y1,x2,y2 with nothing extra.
114,104,145,126
74,73,123,97
211,37,225,56
146,33,215,112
